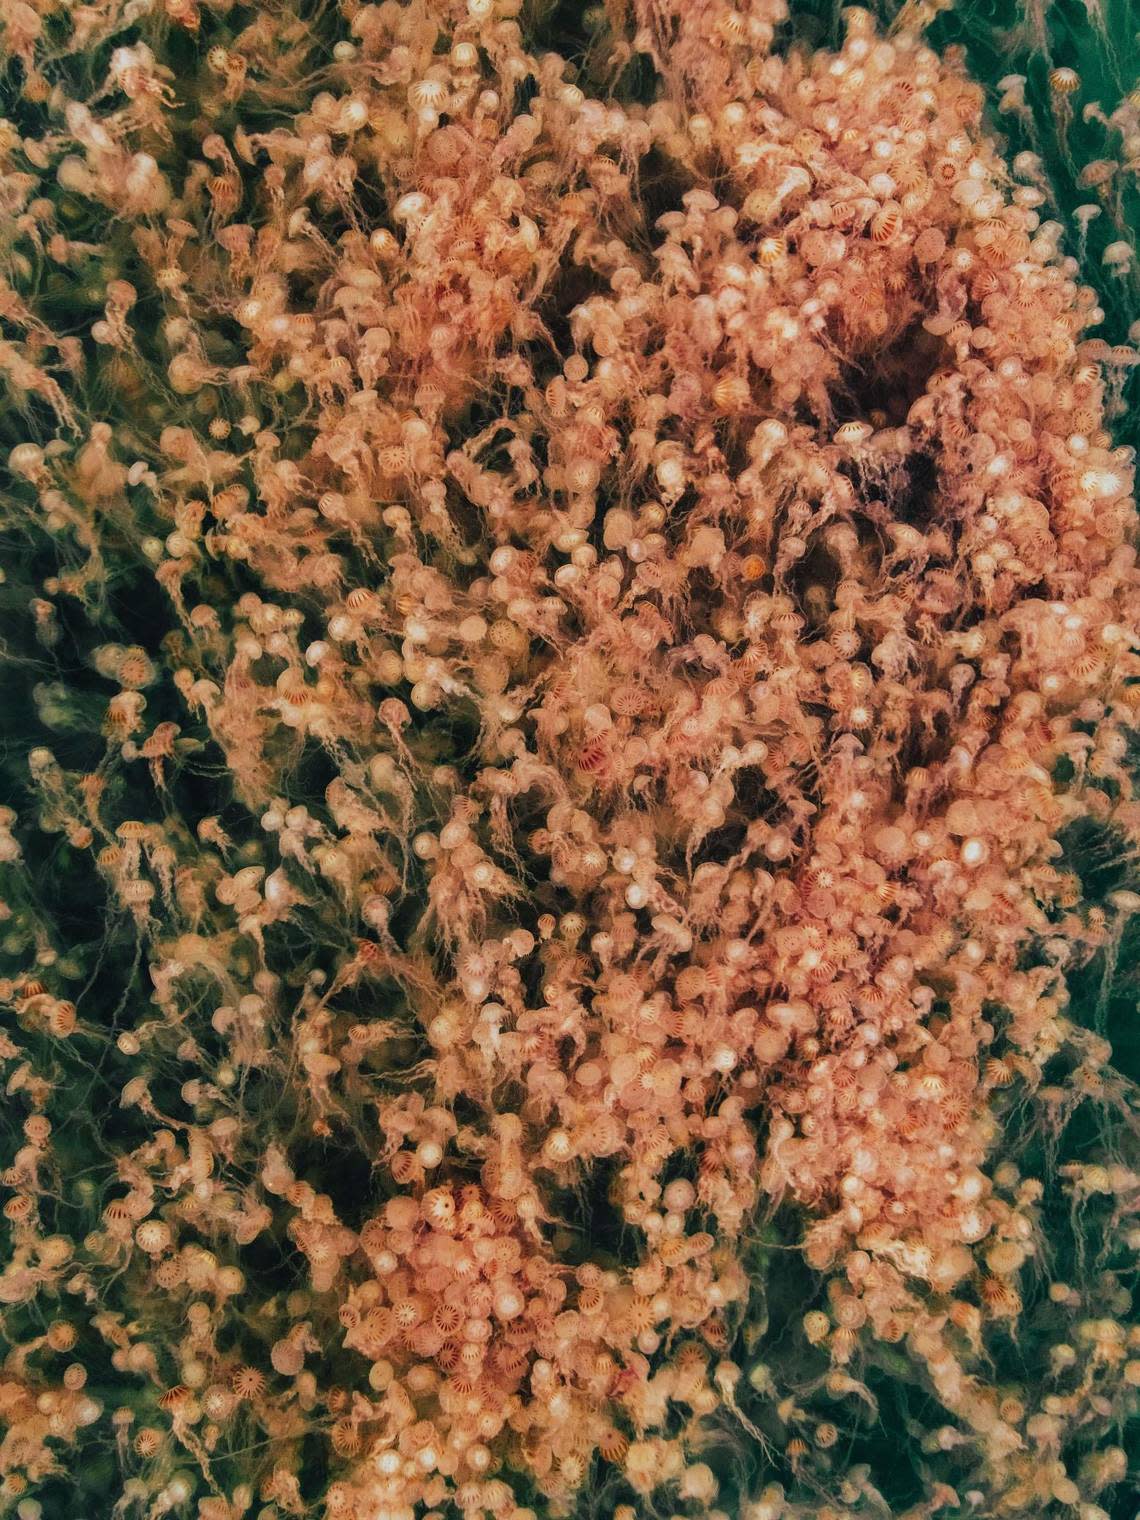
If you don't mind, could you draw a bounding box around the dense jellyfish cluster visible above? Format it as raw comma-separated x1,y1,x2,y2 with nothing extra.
0,0,1138,1517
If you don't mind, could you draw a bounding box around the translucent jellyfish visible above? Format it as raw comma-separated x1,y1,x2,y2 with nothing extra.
1048,67,1082,161
1073,202,1101,262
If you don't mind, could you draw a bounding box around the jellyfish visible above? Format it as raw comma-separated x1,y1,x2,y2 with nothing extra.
1073,202,1101,263
1049,67,1082,163
1102,239,1134,279
1076,0,1125,92
997,74,1035,136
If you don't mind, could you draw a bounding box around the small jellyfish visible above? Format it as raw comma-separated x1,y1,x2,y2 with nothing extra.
1049,67,1081,161
833,420,874,450
1078,154,1124,228
1077,158,1116,193
1081,100,1114,131
1102,239,1133,278
997,74,1033,132
1073,203,1101,262
1077,0,1124,90
1012,150,1049,196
